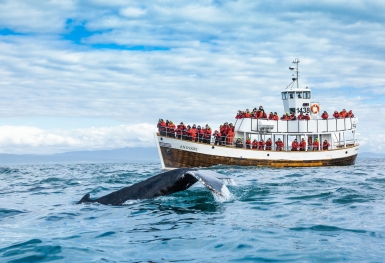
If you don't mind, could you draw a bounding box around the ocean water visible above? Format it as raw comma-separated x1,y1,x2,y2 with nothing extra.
1,158,384,262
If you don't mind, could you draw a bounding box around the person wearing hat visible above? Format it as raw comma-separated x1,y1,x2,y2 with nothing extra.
158,119,166,136
298,112,304,120
166,121,176,137
275,138,284,151
190,124,197,142
268,112,275,120
235,137,243,148
321,111,329,119
273,112,279,121
176,122,186,139
313,138,320,151
290,112,297,121
246,137,251,149
227,123,235,145
204,125,212,144
347,110,354,118
213,130,221,145
291,138,299,151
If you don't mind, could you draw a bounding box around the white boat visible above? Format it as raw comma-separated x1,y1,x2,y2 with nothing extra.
155,58,359,169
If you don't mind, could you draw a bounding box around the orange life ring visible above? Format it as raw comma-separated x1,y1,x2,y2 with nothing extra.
311,103,320,114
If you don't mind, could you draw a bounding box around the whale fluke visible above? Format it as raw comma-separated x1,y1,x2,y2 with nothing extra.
77,168,230,205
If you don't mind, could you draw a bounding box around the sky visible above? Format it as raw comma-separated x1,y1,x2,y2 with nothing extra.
0,0,384,154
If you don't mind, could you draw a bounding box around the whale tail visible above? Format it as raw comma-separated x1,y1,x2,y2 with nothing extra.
77,193,93,204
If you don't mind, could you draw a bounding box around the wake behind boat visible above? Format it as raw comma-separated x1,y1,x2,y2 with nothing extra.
155,58,359,169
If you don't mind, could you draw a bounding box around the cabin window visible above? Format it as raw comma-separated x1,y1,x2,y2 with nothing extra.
304,91,311,99
281,92,288,100
296,92,302,99
289,92,294,99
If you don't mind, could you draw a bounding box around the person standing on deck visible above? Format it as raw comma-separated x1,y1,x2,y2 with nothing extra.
291,139,299,151
299,138,307,151
313,138,320,151
265,138,272,150
323,140,330,150
275,138,284,151
227,123,235,145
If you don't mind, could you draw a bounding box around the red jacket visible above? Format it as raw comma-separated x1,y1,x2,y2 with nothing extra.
321,113,328,119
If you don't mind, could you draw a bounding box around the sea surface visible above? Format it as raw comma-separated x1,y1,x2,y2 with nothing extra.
1,158,384,262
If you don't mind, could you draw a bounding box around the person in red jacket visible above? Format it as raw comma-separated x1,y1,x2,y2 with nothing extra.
340,109,347,118
252,139,259,150
175,122,186,139
333,111,340,118
272,112,279,120
275,138,284,151
291,139,299,151
299,138,306,151
281,113,290,120
303,113,310,120
166,121,176,137
323,140,330,150
259,139,265,150
265,138,272,150
204,125,212,144
190,124,197,142
158,119,166,136
347,110,354,118
246,137,251,149
244,109,251,118
298,112,304,120
268,112,275,120
313,138,320,151
321,111,329,119
227,123,235,145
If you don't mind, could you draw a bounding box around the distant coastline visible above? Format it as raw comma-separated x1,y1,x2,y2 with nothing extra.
0,147,160,165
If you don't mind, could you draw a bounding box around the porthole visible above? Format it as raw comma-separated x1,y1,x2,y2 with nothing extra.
345,151,348,154
267,154,270,156
212,146,215,149
160,137,163,141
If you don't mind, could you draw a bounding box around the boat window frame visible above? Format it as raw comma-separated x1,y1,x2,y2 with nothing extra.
304,91,311,99
289,92,295,99
281,92,288,100
296,91,303,99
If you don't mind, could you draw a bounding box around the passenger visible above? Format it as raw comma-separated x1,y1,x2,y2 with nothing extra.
333,111,340,119
196,125,202,142
182,124,189,140
166,121,176,137
213,130,221,145
281,113,290,120
185,125,192,141
227,123,235,145
259,139,265,150
291,139,299,151
273,112,279,121
323,140,330,150
313,138,320,151
244,109,251,118
347,110,355,118
303,113,310,120
298,112,304,120
235,138,243,148
220,124,227,145
158,119,166,136
299,138,306,151
290,112,297,120
246,137,251,149
252,139,259,150
204,125,212,144
268,112,275,120
235,110,242,119
256,106,265,119
190,124,197,142
265,138,272,150
275,138,284,151
340,109,347,118
251,110,257,119
175,122,186,139
298,93,302,98
199,125,206,142
321,111,329,119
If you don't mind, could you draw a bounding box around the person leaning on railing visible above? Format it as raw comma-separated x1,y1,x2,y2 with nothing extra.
313,138,320,151
204,125,212,144
291,139,299,151
259,139,265,150
321,111,329,119
323,140,330,150
275,138,284,151
265,138,272,150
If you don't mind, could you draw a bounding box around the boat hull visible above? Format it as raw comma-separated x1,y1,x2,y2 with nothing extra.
155,134,358,169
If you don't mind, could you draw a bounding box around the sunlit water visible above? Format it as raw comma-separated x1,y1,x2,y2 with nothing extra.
1,158,384,262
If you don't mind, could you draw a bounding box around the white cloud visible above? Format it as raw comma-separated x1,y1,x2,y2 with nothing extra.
0,124,157,154
0,0,384,153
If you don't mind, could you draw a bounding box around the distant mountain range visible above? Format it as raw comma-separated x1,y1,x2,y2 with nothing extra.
0,147,160,165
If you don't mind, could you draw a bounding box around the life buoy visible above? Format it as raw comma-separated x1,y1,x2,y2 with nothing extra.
311,103,320,114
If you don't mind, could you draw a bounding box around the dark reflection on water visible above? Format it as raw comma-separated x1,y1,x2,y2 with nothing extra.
0,159,385,262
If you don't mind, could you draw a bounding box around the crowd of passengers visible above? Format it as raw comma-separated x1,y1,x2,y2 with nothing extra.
157,119,332,150
235,106,355,120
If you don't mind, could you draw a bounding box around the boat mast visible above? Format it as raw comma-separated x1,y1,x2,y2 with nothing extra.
289,58,300,89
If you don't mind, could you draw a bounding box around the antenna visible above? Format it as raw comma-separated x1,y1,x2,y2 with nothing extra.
289,58,300,89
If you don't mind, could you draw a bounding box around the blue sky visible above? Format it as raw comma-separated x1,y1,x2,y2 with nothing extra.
0,0,384,154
